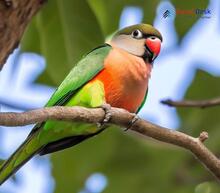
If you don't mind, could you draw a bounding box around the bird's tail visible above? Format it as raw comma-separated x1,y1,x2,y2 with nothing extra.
0,132,42,185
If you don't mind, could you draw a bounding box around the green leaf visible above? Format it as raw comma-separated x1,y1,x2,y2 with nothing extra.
21,0,104,86
21,18,41,54
88,0,160,36
195,182,220,193
0,159,4,165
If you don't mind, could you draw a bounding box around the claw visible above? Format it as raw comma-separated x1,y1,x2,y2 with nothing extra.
124,114,139,131
101,103,112,124
97,103,112,129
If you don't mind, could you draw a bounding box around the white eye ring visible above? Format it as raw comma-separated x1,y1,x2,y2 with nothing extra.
131,29,143,39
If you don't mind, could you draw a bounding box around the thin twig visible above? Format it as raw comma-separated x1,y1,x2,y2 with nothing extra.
0,106,220,181
161,97,220,108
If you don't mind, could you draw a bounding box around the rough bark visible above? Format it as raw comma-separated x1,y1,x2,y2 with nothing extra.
0,0,45,69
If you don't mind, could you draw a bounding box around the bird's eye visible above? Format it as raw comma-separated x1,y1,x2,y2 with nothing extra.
131,30,143,39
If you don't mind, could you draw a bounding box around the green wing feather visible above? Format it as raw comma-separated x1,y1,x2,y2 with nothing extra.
29,44,112,134
46,44,111,107
0,44,112,185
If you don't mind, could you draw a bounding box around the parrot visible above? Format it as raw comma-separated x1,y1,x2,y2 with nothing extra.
0,23,162,185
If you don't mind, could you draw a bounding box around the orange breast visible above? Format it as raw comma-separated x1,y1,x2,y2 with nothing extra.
91,46,152,113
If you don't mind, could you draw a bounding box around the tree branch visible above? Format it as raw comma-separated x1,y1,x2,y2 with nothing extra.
161,97,220,108
0,0,46,70
0,106,220,181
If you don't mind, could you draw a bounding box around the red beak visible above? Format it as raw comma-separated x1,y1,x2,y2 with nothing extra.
145,37,161,57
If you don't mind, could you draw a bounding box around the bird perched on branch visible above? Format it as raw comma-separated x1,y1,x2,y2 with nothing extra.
0,24,162,185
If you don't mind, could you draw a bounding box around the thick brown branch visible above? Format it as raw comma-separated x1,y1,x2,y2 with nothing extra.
161,97,220,108
0,0,46,69
0,106,220,181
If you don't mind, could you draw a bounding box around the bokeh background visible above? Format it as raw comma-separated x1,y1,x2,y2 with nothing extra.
0,0,220,192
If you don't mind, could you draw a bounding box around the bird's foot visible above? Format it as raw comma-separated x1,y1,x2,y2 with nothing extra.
97,103,112,129
124,114,139,131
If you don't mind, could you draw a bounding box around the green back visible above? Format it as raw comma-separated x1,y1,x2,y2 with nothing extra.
46,44,112,107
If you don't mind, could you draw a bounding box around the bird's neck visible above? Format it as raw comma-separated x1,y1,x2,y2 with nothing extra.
106,45,152,84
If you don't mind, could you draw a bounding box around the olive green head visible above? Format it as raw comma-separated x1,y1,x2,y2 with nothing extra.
110,24,163,63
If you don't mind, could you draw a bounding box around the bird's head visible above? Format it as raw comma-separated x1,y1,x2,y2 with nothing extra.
110,24,162,64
